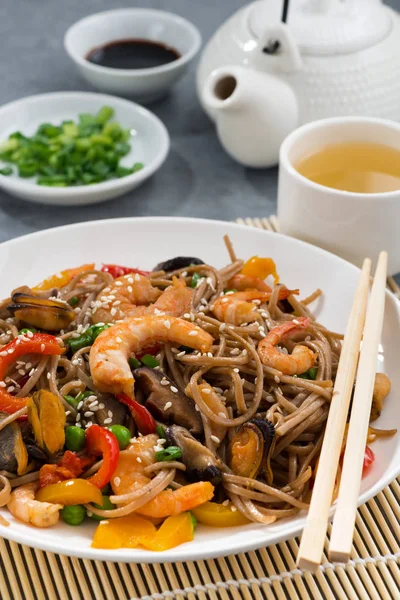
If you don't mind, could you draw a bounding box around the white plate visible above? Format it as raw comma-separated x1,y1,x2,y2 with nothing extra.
0,217,399,563
0,92,169,206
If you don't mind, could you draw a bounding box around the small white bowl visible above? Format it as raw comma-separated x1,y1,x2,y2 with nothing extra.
64,9,202,104
0,92,169,206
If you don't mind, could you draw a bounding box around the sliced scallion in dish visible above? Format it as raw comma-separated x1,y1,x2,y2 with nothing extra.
0,106,144,186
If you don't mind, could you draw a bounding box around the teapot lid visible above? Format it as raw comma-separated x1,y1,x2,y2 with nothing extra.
248,0,392,54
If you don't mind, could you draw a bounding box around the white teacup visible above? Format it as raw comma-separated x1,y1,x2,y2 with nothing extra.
277,117,400,275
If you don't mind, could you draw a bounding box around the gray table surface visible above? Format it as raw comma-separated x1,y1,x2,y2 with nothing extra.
1,0,400,244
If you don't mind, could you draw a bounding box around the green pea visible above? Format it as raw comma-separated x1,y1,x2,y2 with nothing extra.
61,505,86,526
90,496,115,521
65,426,86,452
109,425,131,450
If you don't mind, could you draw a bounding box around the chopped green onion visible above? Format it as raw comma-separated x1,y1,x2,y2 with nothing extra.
64,395,80,409
223,289,237,294
128,357,141,369
0,166,13,176
69,296,79,307
155,446,182,462
189,512,197,530
298,367,318,380
68,323,111,353
141,354,160,368
156,425,166,439
190,272,202,288
75,391,96,403
18,327,37,335
95,106,114,125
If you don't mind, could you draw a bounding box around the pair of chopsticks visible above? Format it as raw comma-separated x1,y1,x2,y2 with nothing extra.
297,251,388,571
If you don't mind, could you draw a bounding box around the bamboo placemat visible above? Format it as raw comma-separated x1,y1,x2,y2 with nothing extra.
0,216,399,600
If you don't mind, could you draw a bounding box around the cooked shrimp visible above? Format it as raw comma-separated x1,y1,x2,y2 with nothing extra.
7,482,62,528
93,275,192,323
257,317,316,375
89,315,213,395
211,288,299,325
112,435,214,518
228,273,272,292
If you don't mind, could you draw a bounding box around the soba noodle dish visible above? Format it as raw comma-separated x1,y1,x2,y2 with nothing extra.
0,237,394,550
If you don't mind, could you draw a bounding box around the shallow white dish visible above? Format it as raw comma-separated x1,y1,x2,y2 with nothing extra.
0,217,398,563
64,9,201,103
0,92,169,206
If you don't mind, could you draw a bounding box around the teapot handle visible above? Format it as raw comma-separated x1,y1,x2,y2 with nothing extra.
254,23,303,73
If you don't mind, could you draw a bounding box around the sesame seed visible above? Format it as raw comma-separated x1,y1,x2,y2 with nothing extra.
46,372,51,380
40,344,45,352
293,319,300,325
164,320,171,329
127,286,133,293
218,412,227,418
15,339,21,345
27,330,33,338
274,375,281,383
76,413,81,421
98,403,105,410
113,476,121,487
87,511,93,517
75,422,82,428
116,336,122,343
210,435,220,444
221,298,229,303
176,351,185,358
160,379,169,386
0,382,5,388
225,291,235,296
77,401,84,410
65,411,71,416
127,277,134,284
134,273,141,281
107,410,113,418
219,323,226,332
7,348,14,354
84,411,94,417
88,400,99,409
170,386,178,393
136,457,142,463
213,387,223,394
113,300,121,306
183,313,191,319
188,330,198,337
0,351,8,357
72,359,80,366
222,499,229,506
103,417,112,424
115,281,123,287
29,368,35,376
231,506,237,512
158,438,166,445
7,386,14,392
207,352,213,358
110,308,117,316
233,368,240,373
202,388,211,394
230,348,240,355
164,402,172,410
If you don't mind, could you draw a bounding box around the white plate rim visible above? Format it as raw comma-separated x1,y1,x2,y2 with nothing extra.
0,92,170,199
0,216,398,563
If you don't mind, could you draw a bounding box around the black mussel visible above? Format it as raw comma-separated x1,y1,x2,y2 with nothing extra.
152,257,204,272
228,419,275,479
24,440,49,462
8,292,75,331
134,367,203,436
165,425,222,485
0,412,28,475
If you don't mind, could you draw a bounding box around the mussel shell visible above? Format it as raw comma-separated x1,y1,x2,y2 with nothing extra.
8,292,75,331
0,413,28,475
228,419,275,480
152,257,204,272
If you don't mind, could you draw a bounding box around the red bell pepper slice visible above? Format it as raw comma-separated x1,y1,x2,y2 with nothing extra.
116,393,156,435
0,333,63,414
85,425,120,489
101,264,150,278
362,446,375,477
39,450,94,488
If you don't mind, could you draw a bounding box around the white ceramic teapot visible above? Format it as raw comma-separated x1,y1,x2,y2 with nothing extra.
197,0,400,167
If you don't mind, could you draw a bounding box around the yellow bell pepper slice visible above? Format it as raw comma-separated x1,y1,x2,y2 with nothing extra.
241,256,279,285
192,502,250,527
36,478,102,506
92,514,156,549
140,513,195,551
33,264,95,292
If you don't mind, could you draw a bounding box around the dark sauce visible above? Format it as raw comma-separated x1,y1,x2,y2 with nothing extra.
86,39,181,70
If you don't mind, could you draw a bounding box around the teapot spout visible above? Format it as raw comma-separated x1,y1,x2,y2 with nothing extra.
202,66,298,168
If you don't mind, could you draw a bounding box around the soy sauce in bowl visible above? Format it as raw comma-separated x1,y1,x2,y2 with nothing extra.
86,39,181,70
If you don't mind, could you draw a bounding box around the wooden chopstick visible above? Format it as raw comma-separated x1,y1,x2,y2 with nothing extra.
296,257,372,572
329,251,388,562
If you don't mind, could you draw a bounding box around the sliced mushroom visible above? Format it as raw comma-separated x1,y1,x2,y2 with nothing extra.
0,413,28,475
8,292,75,331
371,373,391,421
152,257,204,272
133,367,203,436
86,395,129,428
228,419,275,480
165,424,222,485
